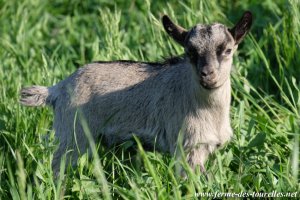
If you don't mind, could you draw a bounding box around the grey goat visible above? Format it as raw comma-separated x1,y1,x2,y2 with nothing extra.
20,11,252,174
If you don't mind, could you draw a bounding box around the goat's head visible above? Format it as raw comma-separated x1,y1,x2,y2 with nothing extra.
162,12,252,89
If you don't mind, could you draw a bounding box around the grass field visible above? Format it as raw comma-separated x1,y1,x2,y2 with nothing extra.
0,0,299,199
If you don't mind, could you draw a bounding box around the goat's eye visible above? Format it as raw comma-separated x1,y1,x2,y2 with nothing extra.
225,49,232,55
216,46,223,56
187,51,197,63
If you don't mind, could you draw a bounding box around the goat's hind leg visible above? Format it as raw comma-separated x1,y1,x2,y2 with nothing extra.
51,105,90,176
51,129,89,176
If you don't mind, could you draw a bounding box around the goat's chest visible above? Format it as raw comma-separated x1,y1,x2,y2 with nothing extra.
183,107,228,146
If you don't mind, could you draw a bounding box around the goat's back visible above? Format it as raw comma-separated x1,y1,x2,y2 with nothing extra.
60,61,159,102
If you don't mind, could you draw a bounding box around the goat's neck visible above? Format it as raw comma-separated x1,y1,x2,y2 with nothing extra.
183,59,232,110
197,79,231,109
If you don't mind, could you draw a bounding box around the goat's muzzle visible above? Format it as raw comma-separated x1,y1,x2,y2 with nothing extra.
199,68,218,89
199,79,218,89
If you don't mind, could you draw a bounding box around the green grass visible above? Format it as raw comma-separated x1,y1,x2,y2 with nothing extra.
0,0,299,199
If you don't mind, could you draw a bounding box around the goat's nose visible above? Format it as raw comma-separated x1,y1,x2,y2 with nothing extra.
200,67,214,77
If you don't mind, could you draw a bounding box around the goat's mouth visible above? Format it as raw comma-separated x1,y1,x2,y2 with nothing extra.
199,80,219,90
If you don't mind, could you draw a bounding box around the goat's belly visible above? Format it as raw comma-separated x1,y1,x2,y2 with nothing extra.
100,125,171,152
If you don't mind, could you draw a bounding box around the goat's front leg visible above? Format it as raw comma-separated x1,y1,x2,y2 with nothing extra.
186,144,216,174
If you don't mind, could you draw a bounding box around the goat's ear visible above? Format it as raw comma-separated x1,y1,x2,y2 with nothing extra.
229,11,252,45
162,15,188,46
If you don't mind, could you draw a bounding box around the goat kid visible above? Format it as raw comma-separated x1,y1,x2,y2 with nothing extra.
20,12,252,175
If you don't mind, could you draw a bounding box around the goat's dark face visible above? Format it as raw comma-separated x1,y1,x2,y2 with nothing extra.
185,24,236,89
162,11,252,89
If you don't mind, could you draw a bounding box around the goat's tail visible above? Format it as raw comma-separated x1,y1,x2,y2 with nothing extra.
20,86,51,107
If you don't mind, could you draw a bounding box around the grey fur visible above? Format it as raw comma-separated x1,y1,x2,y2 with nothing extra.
20,12,252,174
